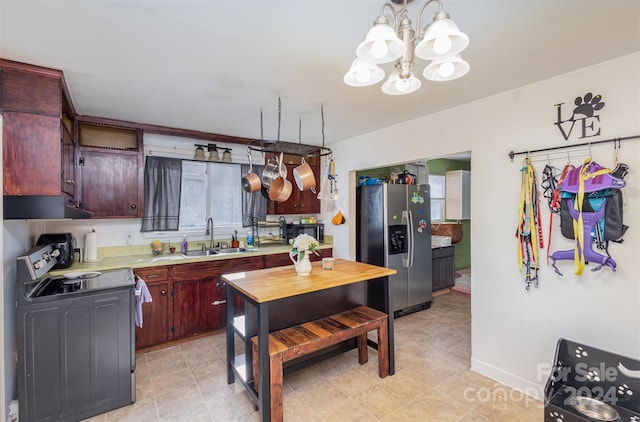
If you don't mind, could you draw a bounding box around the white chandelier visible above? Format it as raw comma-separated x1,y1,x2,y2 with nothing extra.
344,0,469,95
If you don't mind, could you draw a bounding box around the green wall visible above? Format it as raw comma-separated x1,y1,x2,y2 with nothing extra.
357,159,472,271
429,159,471,270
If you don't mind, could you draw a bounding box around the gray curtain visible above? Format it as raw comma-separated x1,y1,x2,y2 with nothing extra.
141,156,182,232
241,164,266,227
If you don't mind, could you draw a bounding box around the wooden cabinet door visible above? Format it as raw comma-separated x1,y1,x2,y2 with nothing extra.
135,281,171,349
441,253,455,289
312,248,332,262
173,276,221,338
263,252,293,268
2,112,61,196
267,158,321,214
80,148,141,217
61,121,76,200
432,247,455,291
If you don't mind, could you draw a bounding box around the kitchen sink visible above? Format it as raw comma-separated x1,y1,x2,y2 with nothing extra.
211,247,249,255
182,247,250,257
182,249,215,257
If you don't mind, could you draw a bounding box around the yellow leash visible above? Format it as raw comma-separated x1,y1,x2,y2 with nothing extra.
517,157,542,288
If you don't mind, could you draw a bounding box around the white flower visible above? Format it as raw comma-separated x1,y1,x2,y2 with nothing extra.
290,233,319,260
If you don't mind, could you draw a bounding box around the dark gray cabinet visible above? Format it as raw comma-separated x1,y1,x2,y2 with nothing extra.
432,246,455,291
17,290,134,422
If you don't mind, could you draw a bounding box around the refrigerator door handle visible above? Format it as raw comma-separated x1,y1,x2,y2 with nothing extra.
402,210,414,267
407,210,414,267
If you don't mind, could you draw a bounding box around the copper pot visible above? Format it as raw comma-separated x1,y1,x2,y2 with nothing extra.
268,176,292,202
268,153,292,202
242,153,261,193
293,157,315,191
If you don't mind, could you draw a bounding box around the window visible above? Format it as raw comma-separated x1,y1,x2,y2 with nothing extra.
179,161,242,231
429,174,445,222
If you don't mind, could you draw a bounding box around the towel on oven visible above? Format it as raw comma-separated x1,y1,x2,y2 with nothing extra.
135,277,152,328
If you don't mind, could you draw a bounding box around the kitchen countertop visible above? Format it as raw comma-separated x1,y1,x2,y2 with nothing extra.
49,243,333,276
223,258,396,303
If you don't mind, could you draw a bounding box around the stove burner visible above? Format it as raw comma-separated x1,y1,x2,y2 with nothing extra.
63,271,101,281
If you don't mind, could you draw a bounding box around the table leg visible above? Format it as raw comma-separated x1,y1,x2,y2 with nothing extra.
226,283,235,384
257,302,271,422
385,276,395,375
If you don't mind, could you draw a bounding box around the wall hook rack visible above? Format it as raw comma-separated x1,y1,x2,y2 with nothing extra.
508,134,640,161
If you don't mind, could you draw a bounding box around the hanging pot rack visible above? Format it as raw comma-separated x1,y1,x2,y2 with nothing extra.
247,140,332,158
508,134,640,161
248,100,332,158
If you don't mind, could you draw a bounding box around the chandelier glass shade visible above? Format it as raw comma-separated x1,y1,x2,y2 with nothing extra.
414,12,469,60
382,68,422,95
344,59,386,86
345,0,469,95
355,16,406,64
423,54,469,81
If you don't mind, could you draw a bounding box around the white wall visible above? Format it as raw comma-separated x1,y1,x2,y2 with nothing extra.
324,53,640,398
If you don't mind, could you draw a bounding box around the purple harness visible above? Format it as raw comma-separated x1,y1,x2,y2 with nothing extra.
550,160,625,275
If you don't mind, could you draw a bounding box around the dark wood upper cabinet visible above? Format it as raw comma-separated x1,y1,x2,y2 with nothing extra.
3,112,62,196
78,122,144,218
0,66,61,117
267,154,321,215
1,59,83,213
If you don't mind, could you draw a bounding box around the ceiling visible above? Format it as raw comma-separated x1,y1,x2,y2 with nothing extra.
1,1,639,148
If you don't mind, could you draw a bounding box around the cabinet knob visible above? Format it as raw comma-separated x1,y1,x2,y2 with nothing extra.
212,300,227,306
161,290,167,296
64,179,75,185
293,204,297,208
216,281,226,288
131,204,137,209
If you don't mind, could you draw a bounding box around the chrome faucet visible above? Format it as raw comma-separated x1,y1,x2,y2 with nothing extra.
205,216,214,249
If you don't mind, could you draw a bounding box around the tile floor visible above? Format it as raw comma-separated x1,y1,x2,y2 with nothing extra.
87,292,543,421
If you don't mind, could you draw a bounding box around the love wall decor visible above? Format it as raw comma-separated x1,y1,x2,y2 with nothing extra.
554,92,606,141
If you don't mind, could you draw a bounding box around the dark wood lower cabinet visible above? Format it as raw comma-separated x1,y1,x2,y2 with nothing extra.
134,281,171,349
173,276,221,339
133,253,283,349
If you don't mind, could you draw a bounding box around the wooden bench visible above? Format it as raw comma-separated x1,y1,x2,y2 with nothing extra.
251,305,389,422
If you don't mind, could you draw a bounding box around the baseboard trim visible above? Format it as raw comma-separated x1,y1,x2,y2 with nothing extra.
450,286,471,296
470,357,545,402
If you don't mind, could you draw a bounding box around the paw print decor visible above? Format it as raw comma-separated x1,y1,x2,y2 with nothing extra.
585,368,600,382
618,383,633,397
549,410,565,421
575,346,589,359
573,92,605,118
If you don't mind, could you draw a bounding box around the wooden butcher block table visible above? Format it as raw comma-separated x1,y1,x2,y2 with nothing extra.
223,258,396,422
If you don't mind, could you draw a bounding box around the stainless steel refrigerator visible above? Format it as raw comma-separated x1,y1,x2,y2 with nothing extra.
356,183,432,317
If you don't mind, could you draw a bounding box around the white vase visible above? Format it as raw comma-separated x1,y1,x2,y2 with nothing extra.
290,252,312,276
